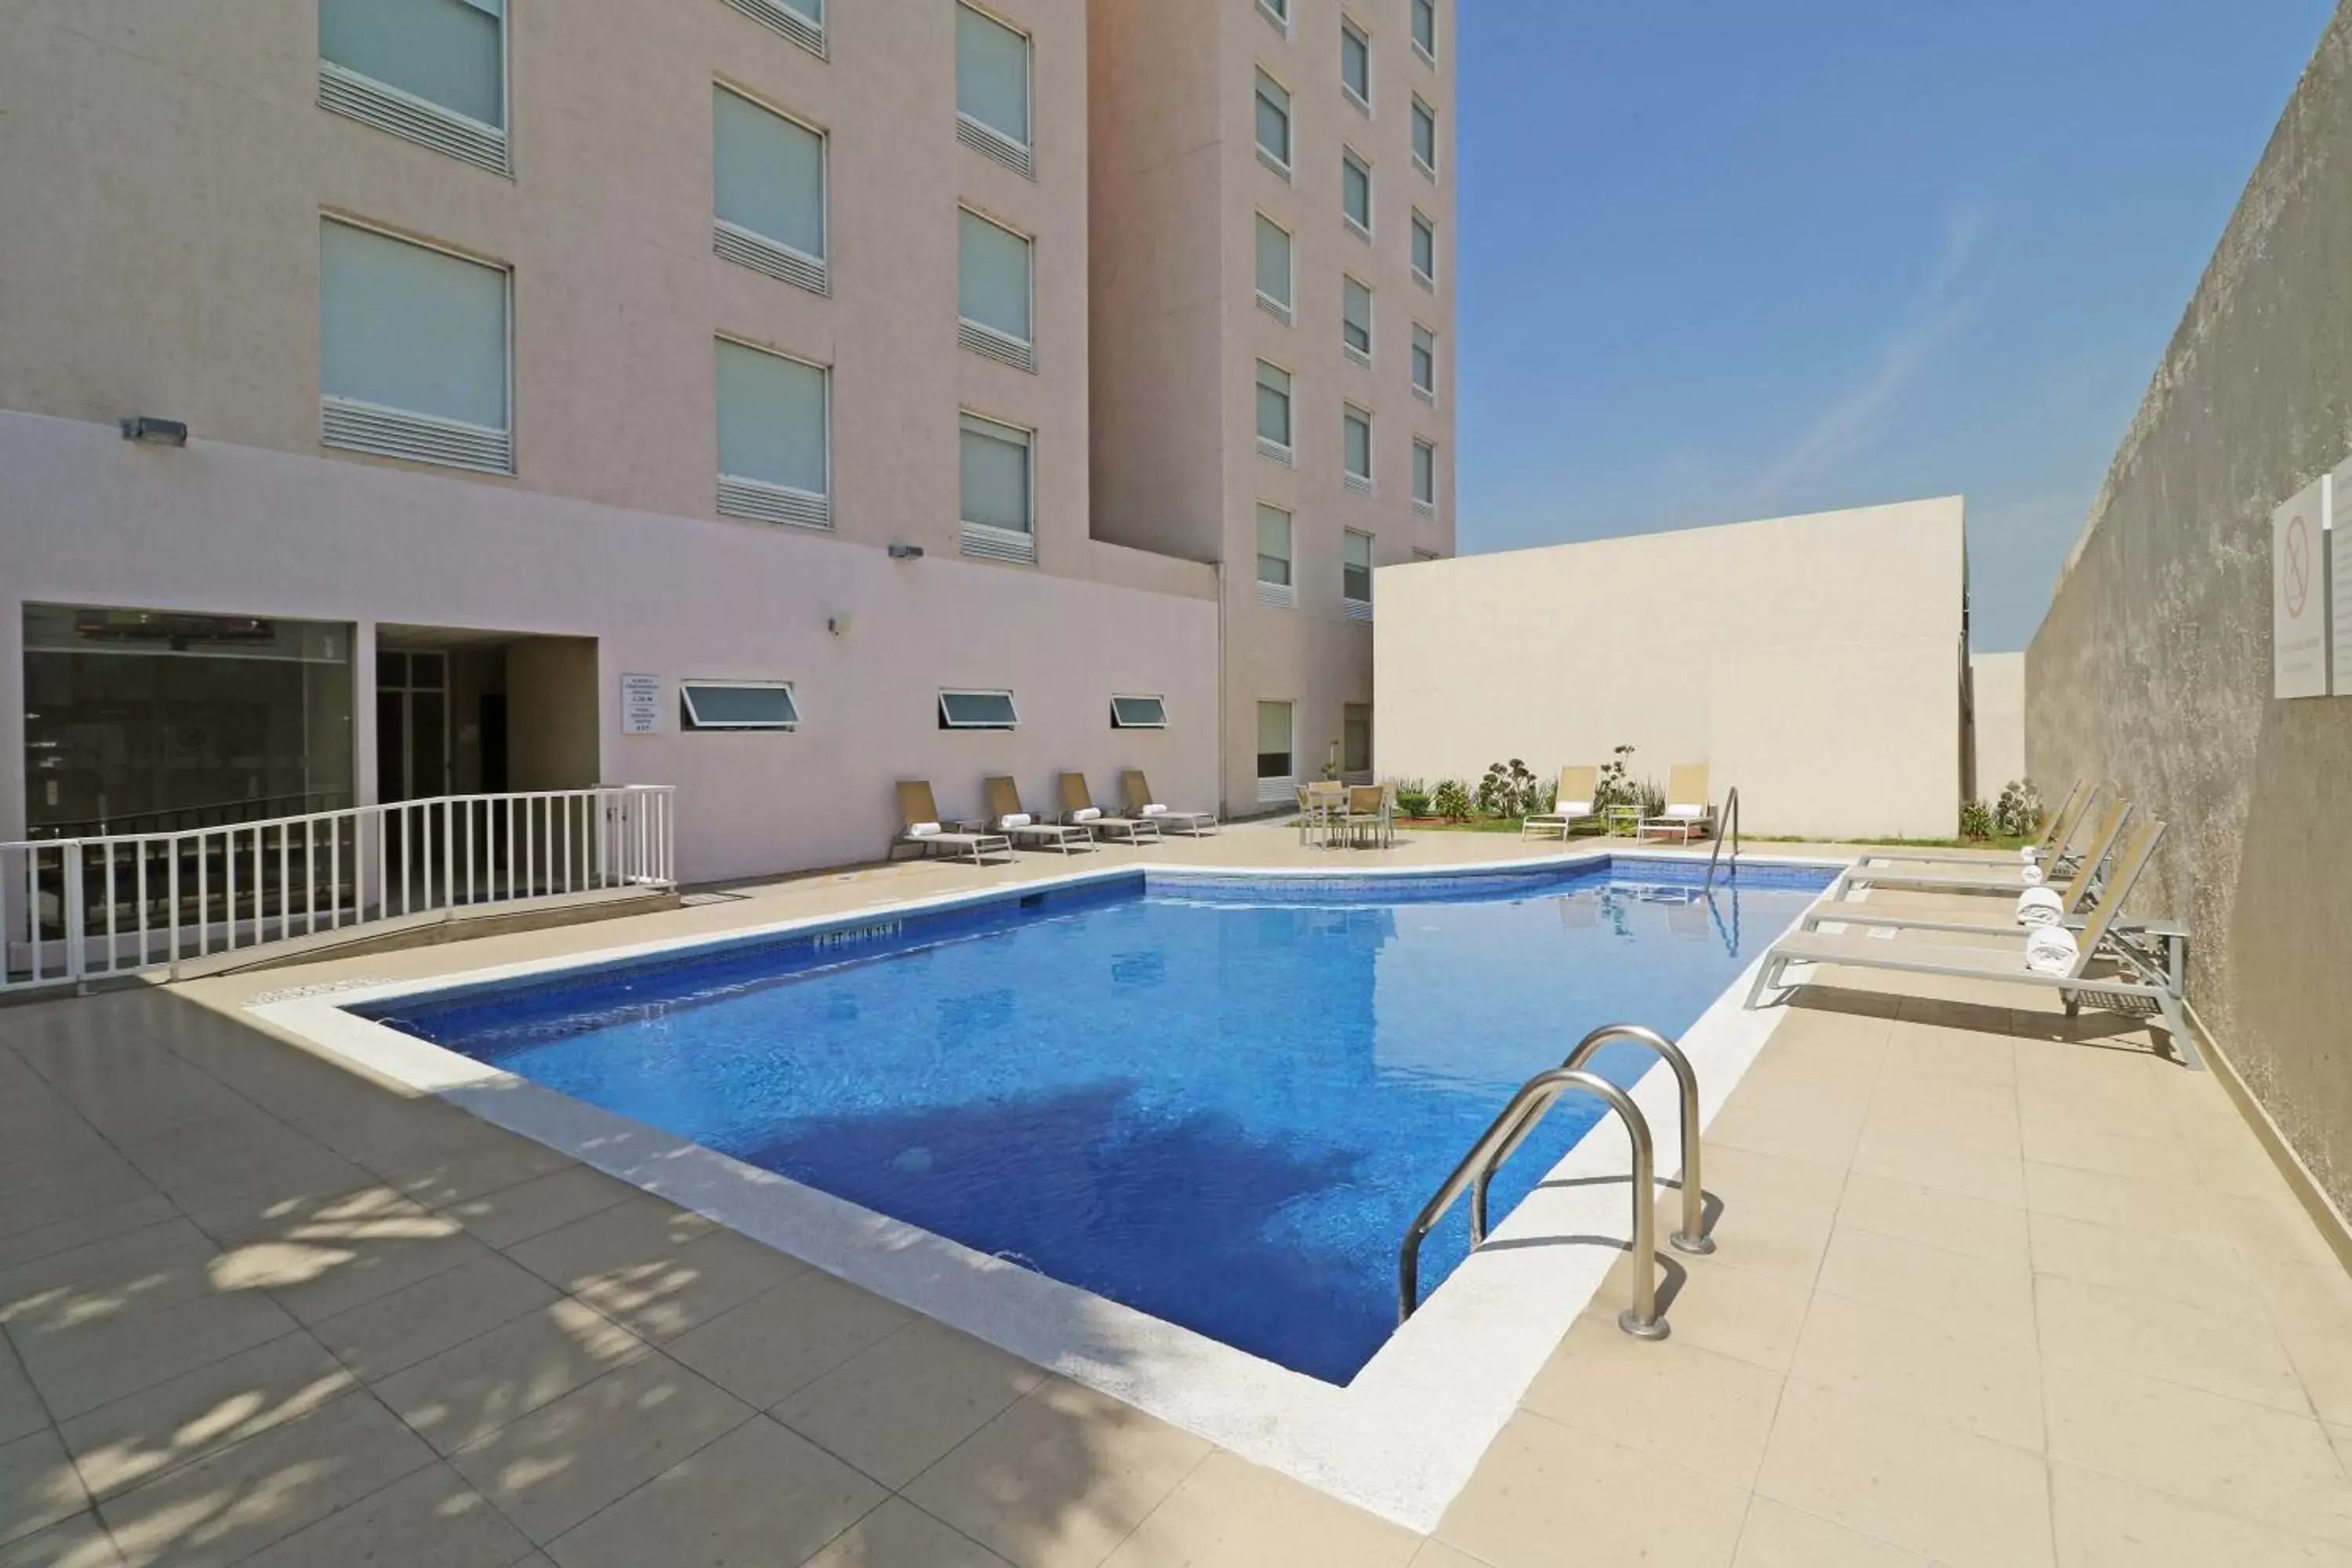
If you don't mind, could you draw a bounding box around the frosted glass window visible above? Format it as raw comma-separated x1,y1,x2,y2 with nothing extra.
1412,210,1436,279
1256,702,1293,779
1342,149,1372,230
1341,19,1370,103
320,220,507,429
1344,530,1374,601
1110,695,1167,728
1412,0,1436,58
681,682,797,730
1343,278,1373,355
319,0,503,127
1412,324,1436,393
1413,96,1438,170
960,413,1033,533
1255,214,1293,308
1256,504,1292,586
1414,439,1436,504
713,89,826,259
1255,361,1292,447
956,4,1031,147
940,690,1018,729
959,209,1033,343
1343,405,1371,480
715,339,828,494
1255,71,1291,166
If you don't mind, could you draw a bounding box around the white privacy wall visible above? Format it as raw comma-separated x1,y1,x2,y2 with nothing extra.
1372,498,1968,839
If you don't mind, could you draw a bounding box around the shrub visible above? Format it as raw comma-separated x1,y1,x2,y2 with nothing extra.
1396,788,1432,818
1959,797,1994,840
1476,758,1541,818
1994,778,2043,840
1430,779,1474,821
1635,778,1666,821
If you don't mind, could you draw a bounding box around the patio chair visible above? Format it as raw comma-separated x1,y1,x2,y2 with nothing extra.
887,781,1013,866
1848,780,2096,870
1298,780,1347,848
1520,766,1602,841
1057,772,1160,845
1116,770,1218,835
1748,818,2191,1062
1835,797,2131,906
1341,783,1392,848
1636,764,1715,843
983,776,1094,855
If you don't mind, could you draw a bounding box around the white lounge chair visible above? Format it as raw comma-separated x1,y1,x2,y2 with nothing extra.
1637,764,1715,843
1058,772,1160,844
1835,797,2131,904
1117,769,1218,835
1520,765,1602,841
887,780,1013,866
985,775,1094,855
1849,780,2096,870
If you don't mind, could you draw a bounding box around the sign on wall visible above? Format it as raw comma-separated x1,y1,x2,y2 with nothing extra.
2333,458,2352,696
620,672,663,735
2274,477,2327,699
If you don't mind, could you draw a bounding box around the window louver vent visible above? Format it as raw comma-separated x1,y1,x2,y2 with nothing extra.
1414,498,1437,519
718,475,833,529
1343,597,1374,622
719,0,826,59
1414,385,1436,406
1344,473,1372,495
1255,147,1293,183
958,319,1037,373
318,62,509,176
713,222,829,296
960,521,1037,563
1256,776,1296,804
1256,296,1293,327
957,115,1036,180
1255,581,1297,610
1414,267,1434,292
322,397,511,474
1256,437,1294,466
1344,344,1371,370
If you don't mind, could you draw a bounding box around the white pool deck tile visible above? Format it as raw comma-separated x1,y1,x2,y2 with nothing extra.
0,822,2343,1566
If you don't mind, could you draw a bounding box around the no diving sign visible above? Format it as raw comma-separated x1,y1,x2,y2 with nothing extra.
2274,477,2327,699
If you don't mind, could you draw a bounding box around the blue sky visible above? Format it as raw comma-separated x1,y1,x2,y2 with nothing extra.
1454,2,2335,651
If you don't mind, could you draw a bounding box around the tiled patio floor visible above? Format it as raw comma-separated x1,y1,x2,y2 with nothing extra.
3,825,2350,1566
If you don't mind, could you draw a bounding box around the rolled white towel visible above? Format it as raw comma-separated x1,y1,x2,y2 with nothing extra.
2019,845,2038,862
2018,862,2045,886
2014,887,2063,927
1072,807,1102,822
1559,800,1594,815
2024,925,2079,977
998,812,1032,829
907,822,941,838
1141,803,1170,815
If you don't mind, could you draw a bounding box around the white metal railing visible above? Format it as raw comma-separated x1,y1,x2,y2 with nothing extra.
1,785,675,994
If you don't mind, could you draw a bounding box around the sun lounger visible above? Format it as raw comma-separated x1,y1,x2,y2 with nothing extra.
984,776,1094,855
1748,817,2195,1065
888,781,1013,866
1521,766,1602,841
1116,770,1218,835
1848,780,2096,870
1835,797,2130,904
1802,802,2158,945
1058,772,1160,844
1637,764,1715,843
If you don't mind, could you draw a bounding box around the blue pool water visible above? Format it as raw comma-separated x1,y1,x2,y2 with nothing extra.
365,858,1831,1384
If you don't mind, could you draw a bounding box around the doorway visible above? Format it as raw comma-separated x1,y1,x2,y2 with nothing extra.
376,650,449,804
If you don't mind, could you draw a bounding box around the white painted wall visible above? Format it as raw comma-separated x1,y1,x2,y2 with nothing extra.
1372,498,1968,839
1969,651,2027,800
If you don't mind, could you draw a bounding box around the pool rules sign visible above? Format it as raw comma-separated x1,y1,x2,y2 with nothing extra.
2273,476,2327,699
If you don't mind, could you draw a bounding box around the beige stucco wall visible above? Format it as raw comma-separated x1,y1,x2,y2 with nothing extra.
1374,498,1968,839
1969,651,2027,800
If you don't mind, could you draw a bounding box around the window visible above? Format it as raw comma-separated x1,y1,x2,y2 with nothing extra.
1341,147,1372,237
960,412,1036,561
1344,704,1373,778
712,87,827,293
1255,361,1293,458
719,0,825,60
1257,701,1294,785
956,3,1034,176
1110,695,1168,729
1255,503,1294,604
1340,17,1370,107
1258,0,1289,35
958,208,1036,370
1412,209,1436,285
1412,96,1438,175
319,219,510,474
1343,403,1372,488
1413,438,1436,511
1254,70,1292,175
681,681,798,731
1412,323,1436,399
714,338,830,526
318,0,507,173
1254,213,1294,321
1411,0,1436,60
1343,530,1374,605
1342,276,1373,363
940,689,1018,730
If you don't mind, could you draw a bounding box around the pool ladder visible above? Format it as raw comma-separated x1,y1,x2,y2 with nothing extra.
1399,1024,1711,1340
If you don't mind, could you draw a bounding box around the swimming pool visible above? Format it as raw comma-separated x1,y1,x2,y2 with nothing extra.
359,856,1831,1384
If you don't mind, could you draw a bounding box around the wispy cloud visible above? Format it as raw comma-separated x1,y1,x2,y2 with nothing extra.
1745,201,1994,506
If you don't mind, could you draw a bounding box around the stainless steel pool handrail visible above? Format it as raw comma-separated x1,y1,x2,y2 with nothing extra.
1398,1067,1669,1340
1472,1024,1713,1257
1704,786,1741,892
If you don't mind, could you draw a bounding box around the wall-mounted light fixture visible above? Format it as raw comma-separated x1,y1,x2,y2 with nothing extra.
887,543,924,561
827,615,851,637
119,416,189,447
